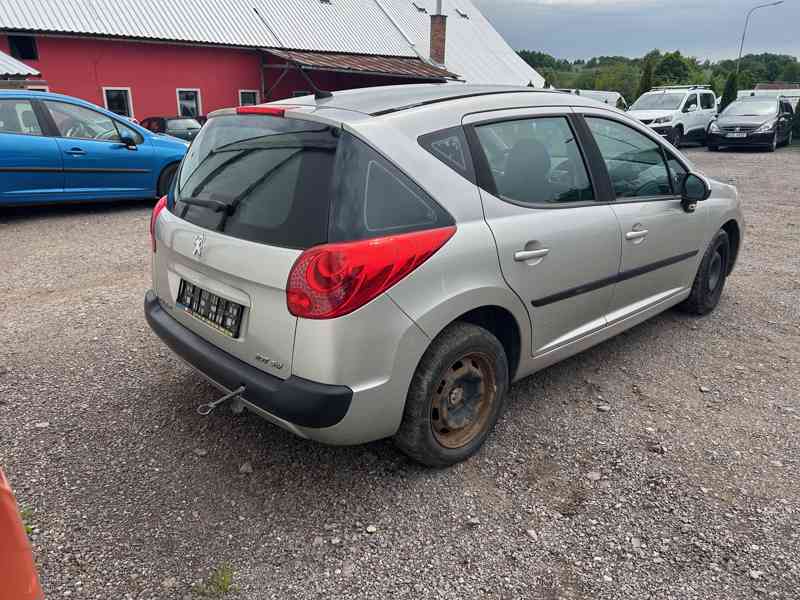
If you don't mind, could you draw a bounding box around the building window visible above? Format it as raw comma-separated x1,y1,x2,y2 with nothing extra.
103,87,134,118
239,90,259,106
8,36,38,60
177,89,202,118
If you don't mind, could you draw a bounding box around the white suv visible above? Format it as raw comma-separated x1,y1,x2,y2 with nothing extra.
629,86,718,147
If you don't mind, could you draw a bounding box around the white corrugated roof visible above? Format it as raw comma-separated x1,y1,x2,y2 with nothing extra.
385,0,543,87
0,0,542,85
0,49,39,76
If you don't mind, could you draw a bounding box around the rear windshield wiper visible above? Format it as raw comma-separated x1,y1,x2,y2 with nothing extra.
179,196,234,213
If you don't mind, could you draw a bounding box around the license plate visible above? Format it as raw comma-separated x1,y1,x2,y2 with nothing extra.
726,132,747,138
177,280,244,338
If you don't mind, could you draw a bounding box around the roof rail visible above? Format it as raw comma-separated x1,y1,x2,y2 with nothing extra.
650,85,712,91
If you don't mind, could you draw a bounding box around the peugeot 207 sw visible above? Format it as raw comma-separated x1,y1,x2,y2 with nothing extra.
145,85,743,467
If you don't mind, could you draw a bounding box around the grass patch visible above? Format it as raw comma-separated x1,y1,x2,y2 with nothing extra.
19,507,34,537
193,564,236,598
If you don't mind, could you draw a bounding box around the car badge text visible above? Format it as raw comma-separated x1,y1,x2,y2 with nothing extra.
192,234,205,258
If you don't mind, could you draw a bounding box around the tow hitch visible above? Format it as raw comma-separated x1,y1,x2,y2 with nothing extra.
197,386,246,416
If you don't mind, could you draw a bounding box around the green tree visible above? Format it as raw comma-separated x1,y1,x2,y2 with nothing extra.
654,51,690,85
739,70,755,91
721,72,738,111
636,58,655,99
781,62,800,83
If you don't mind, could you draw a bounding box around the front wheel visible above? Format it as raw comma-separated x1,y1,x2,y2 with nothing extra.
669,126,683,148
394,322,509,468
678,230,730,316
767,133,778,153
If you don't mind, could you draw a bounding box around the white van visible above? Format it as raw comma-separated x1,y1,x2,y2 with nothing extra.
628,86,718,147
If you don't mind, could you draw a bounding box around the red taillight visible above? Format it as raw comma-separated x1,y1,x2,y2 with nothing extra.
236,106,286,117
287,226,456,319
150,195,167,253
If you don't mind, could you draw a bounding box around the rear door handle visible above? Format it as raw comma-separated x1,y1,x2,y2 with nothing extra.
65,148,86,156
625,229,649,241
514,248,550,262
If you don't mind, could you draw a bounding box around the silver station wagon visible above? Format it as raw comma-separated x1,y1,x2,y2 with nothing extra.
145,84,743,467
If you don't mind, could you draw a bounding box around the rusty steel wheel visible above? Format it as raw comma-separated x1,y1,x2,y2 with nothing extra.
394,322,509,467
430,352,497,449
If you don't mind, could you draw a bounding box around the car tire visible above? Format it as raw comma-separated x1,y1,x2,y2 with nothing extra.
157,163,179,198
767,133,777,153
678,229,730,316
669,126,683,148
394,322,509,468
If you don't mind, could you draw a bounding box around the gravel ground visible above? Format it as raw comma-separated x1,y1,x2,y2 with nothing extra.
1,145,799,600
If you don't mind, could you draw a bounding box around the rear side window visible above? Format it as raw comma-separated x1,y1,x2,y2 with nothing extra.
329,133,453,242
0,99,42,135
473,116,595,205
172,114,452,249
418,126,475,183
701,93,715,110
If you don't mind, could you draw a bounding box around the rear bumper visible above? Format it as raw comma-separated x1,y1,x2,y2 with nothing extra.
144,290,353,429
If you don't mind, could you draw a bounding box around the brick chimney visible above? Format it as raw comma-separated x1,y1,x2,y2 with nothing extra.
430,1,447,65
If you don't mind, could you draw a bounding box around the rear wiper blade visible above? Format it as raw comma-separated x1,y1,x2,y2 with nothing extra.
179,197,231,213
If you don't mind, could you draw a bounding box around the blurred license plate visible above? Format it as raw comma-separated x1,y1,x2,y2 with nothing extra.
177,280,243,338
726,132,747,138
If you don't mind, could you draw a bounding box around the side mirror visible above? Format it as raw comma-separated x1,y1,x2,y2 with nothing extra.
120,131,137,148
681,173,711,212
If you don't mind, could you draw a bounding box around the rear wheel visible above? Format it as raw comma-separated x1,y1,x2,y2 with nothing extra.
678,230,730,316
157,163,179,198
394,322,509,468
669,126,683,148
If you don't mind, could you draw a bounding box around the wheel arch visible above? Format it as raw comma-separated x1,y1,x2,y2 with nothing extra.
721,219,741,275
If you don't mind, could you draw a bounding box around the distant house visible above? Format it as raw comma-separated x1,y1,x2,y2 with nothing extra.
0,0,542,119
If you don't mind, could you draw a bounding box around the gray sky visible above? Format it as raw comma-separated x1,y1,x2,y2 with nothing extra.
471,0,799,61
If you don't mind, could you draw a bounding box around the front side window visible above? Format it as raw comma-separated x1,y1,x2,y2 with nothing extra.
0,99,42,135
701,93,715,110
44,101,121,142
683,94,698,112
104,88,133,118
474,116,594,206
664,152,688,195
586,117,672,199
178,90,201,117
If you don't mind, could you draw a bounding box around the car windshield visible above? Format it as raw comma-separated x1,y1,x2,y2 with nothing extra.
722,100,777,117
631,93,684,111
168,118,201,129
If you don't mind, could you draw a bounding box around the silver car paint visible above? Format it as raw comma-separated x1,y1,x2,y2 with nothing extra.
151,86,743,446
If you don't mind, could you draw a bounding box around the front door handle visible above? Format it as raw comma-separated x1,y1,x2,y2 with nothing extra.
65,148,86,156
514,248,550,262
625,229,649,241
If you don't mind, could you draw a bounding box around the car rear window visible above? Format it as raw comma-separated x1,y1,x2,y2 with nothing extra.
168,118,201,129
172,114,452,249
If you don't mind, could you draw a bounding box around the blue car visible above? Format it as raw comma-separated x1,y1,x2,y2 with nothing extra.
0,90,188,206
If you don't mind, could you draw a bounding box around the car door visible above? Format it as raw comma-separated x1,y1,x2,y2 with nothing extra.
779,100,794,143
578,110,706,322
0,97,63,205
42,100,155,201
464,108,622,355
681,93,701,137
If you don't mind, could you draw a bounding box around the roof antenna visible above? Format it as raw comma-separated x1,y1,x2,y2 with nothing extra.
253,7,333,100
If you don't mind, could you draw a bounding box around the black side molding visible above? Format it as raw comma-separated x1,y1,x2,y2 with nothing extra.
144,291,353,429
532,250,699,308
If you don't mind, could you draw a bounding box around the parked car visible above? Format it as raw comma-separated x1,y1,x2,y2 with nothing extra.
707,96,794,152
558,89,628,110
628,85,717,147
145,85,743,467
0,91,188,206
140,116,203,141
